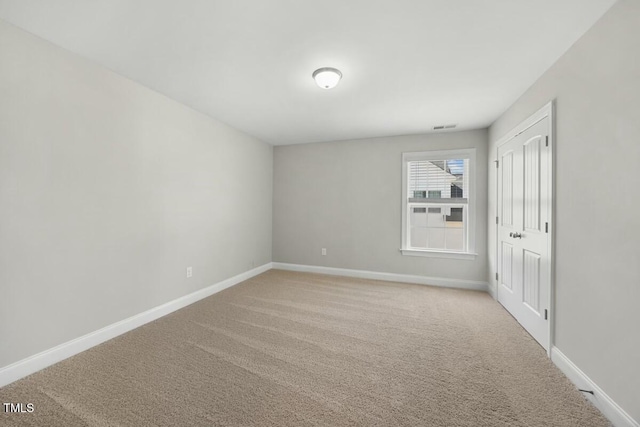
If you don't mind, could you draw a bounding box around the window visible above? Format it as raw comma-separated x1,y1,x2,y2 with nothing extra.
401,149,476,259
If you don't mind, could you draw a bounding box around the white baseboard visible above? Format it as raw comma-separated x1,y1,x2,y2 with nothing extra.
551,347,638,427
0,263,272,388
272,262,488,292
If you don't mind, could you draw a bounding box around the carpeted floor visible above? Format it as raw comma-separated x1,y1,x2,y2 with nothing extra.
0,270,609,426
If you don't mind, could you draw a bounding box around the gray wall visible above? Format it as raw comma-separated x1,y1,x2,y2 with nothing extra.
0,21,273,368
274,130,488,282
488,0,640,420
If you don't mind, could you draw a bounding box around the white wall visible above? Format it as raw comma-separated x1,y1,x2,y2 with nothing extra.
488,0,640,421
273,130,487,283
0,21,273,369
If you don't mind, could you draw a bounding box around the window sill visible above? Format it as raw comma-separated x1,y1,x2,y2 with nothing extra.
400,249,477,260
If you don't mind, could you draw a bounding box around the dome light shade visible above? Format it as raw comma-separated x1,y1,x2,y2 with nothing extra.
312,67,342,89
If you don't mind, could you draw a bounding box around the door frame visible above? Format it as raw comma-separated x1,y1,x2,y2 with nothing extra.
493,101,555,356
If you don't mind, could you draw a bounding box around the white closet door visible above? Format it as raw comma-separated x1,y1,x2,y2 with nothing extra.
497,117,551,350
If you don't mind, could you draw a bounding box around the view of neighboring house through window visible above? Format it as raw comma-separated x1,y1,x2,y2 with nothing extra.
401,149,475,256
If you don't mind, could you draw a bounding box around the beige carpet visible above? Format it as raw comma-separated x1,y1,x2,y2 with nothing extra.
0,270,609,426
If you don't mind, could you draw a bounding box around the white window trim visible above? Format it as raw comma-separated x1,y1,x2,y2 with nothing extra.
401,148,477,260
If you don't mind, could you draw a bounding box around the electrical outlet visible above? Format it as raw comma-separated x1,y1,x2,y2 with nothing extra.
186,266,193,278
321,248,327,256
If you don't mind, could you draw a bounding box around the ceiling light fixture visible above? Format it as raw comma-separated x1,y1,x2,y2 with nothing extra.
312,67,342,89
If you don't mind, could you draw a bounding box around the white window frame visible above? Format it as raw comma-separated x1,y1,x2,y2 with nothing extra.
401,148,477,260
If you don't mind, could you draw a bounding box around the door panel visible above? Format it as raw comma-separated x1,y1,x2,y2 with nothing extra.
497,116,551,350
524,136,542,232
523,250,541,313
501,151,514,227
501,242,513,291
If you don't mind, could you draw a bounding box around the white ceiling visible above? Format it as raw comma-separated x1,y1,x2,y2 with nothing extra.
0,0,617,145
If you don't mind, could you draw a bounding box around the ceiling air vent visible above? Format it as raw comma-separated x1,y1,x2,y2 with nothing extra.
434,124,457,130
